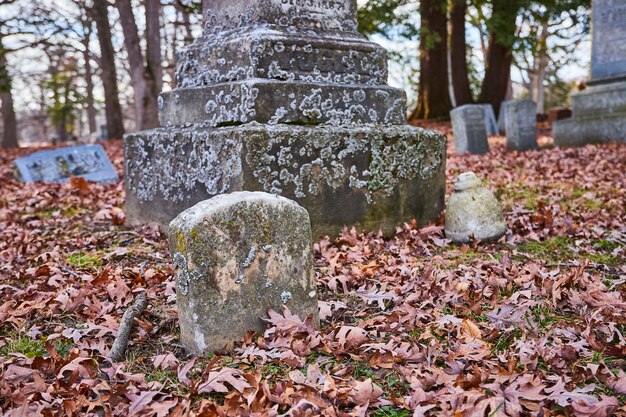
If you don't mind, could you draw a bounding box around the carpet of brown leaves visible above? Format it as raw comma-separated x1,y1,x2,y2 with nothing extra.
1,132,625,417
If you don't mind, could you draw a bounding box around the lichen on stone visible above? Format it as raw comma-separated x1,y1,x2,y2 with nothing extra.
242,245,257,268
281,291,293,304
125,126,243,203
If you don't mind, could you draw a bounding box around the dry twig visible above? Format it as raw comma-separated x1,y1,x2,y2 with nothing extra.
109,291,148,362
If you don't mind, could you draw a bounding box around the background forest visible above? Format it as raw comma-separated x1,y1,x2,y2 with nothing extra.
0,0,590,147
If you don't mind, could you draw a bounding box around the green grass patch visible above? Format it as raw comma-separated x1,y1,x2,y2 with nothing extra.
516,237,573,263
571,187,587,199
491,326,523,354
587,252,621,267
0,334,73,359
523,304,578,338
0,335,46,358
35,206,85,219
516,236,622,267
373,406,411,417
35,208,61,219
66,252,102,270
526,305,560,332
381,372,411,396
260,363,291,378
436,248,494,269
595,239,620,251
146,369,178,386
497,186,543,211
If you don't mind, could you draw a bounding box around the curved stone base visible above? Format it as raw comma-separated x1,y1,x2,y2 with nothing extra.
553,81,626,146
124,123,446,237
553,113,626,147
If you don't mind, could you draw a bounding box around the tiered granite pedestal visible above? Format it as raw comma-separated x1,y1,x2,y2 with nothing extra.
125,0,447,237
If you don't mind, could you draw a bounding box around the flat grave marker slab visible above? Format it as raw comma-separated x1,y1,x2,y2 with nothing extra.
13,144,118,184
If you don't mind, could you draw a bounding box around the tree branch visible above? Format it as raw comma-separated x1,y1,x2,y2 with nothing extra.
108,291,148,362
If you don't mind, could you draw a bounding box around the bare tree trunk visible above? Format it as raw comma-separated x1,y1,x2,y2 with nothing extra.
92,0,125,140
410,0,452,121
477,0,520,115
37,78,48,142
81,20,97,136
146,0,163,94
176,1,194,45
83,49,97,136
450,0,473,106
0,35,18,148
116,0,160,131
531,22,549,114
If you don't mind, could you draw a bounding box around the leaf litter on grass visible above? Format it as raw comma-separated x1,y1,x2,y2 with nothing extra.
0,136,625,416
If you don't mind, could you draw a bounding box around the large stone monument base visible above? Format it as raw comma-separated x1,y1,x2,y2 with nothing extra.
554,0,626,146
125,0,447,236
125,123,446,237
553,80,626,146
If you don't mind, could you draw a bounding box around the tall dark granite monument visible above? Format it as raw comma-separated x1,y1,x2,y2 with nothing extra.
125,0,447,236
553,0,626,145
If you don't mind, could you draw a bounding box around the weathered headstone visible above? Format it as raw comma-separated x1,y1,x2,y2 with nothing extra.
13,144,118,184
125,0,447,237
445,172,506,243
168,191,318,354
497,102,507,135
450,105,489,154
504,100,538,151
554,0,626,145
477,104,498,136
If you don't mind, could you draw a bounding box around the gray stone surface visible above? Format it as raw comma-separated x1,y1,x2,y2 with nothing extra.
169,191,318,354
125,0,447,236
450,105,489,155
477,104,498,136
503,100,538,152
126,124,446,237
13,144,118,184
554,81,626,145
497,102,507,135
175,28,388,89
159,81,407,127
445,172,506,243
202,0,358,34
571,81,626,116
553,1,626,146
553,109,626,146
591,0,626,82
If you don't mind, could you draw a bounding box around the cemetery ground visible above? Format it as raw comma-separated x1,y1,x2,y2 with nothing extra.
0,128,625,417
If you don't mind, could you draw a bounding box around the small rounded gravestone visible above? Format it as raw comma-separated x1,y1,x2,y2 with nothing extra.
168,192,319,355
445,172,506,243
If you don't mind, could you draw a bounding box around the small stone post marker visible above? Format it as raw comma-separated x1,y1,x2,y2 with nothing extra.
445,172,506,243
168,192,318,354
125,0,447,237
503,100,538,151
450,105,490,155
